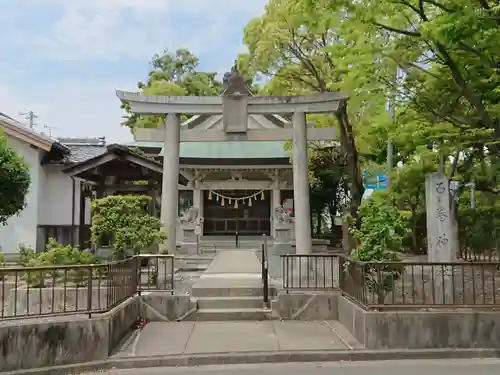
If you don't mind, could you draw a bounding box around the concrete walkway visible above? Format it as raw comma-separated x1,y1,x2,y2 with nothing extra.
114,321,361,357
203,249,262,275
190,250,266,291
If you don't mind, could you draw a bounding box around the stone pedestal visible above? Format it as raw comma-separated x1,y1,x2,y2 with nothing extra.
275,222,294,244
181,223,198,255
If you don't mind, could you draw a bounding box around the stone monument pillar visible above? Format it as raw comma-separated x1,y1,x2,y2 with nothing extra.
426,173,454,263
425,172,454,302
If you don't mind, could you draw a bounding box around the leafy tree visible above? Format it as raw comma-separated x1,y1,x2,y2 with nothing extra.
239,0,386,222
91,195,166,259
122,48,223,130
326,0,500,192
0,135,30,225
390,156,437,253
309,145,349,238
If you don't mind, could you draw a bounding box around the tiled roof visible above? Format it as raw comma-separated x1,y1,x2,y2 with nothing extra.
65,144,107,163
0,111,17,121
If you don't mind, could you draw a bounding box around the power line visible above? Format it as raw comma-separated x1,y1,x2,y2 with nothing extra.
43,124,59,138
19,111,38,129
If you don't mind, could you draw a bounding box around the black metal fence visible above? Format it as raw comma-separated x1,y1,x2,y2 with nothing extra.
281,254,339,291
0,254,174,320
281,254,500,310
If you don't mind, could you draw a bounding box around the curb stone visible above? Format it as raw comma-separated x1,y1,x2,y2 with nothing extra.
3,348,500,375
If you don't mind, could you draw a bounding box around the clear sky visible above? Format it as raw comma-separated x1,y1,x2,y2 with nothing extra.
0,0,267,143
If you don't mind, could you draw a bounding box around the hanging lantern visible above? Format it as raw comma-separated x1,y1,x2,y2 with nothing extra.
208,191,212,200
229,198,232,204
221,198,225,206
234,200,239,208
248,198,252,206
216,194,219,202
260,190,265,200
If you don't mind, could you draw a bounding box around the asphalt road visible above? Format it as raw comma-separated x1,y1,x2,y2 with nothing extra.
85,359,500,375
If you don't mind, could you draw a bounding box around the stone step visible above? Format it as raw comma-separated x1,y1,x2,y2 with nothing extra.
197,296,264,310
186,308,272,321
199,242,273,250
192,286,276,298
192,286,263,298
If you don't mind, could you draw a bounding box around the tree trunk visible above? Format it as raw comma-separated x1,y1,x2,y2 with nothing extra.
411,206,418,254
335,106,364,218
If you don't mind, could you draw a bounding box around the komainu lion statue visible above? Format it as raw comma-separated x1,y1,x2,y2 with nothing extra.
180,206,199,224
274,205,293,224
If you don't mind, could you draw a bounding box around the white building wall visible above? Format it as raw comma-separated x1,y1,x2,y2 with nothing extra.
38,165,81,226
0,136,43,253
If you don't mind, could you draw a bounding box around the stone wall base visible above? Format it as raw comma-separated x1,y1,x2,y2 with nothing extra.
338,296,500,349
0,293,196,372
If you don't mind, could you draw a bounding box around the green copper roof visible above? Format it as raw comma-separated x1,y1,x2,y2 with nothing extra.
126,141,162,148
127,141,289,159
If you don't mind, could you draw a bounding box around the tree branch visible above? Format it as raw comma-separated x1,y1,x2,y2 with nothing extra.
448,149,461,178
372,21,422,37
423,0,456,13
457,43,500,69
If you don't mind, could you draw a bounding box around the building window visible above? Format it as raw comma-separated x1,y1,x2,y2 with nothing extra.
178,190,194,216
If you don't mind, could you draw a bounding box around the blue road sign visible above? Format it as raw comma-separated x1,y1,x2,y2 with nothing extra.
363,172,388,190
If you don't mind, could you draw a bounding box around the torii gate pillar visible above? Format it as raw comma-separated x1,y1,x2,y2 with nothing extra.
161,114,181,254
292,112,312,254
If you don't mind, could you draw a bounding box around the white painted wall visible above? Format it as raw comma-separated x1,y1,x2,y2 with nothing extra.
38,165,82,226
0,135,43,253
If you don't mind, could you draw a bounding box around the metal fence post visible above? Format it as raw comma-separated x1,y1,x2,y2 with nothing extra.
87,266,93,318
262,234,269,307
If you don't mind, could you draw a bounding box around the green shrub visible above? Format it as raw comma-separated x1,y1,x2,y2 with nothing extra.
352,191,407,260
349,192,406,303
22,239,100,287
18,243,35,266
459,206,500,257
22,257,48,287
91,195,166,259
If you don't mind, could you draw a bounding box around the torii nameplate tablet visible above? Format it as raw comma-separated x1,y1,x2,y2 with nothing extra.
222,93,248,133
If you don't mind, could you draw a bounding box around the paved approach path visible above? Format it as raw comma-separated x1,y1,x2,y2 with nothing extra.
81,359,500,375
202,248,262,275
190,249,276,290
114,320,360,357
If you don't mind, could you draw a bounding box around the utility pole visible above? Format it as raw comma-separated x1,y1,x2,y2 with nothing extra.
386,67,398,189
387,105,394,186
20,111,38,129
43,124,59,138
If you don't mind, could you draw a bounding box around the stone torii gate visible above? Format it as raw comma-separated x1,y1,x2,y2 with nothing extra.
116,71,348,255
